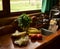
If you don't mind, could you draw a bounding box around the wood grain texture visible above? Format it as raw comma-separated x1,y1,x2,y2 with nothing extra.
36,30,60,49
0,30,60,49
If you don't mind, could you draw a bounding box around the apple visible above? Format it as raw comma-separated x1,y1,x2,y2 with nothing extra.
37,34,42,37
29,34,36,40
29,34,36,37
36,34,42,40
29,34,42,40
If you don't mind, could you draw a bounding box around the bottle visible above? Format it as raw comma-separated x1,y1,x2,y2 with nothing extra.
48,19,58,33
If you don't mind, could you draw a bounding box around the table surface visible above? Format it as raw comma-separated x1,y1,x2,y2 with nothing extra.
0,30,60,49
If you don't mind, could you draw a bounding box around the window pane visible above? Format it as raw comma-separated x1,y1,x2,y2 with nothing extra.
0,0,3,10
10,0,42,12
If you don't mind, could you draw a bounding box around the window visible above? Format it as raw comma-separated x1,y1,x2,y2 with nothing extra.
0,0,3,10
10,0,42,12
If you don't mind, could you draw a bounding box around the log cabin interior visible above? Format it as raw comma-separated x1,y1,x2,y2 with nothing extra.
0,0,60,49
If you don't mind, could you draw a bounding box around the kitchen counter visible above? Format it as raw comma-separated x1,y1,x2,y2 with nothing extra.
0,30,60,49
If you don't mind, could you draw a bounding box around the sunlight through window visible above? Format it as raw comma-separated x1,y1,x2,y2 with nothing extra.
10,0,42,12
0,0,3,10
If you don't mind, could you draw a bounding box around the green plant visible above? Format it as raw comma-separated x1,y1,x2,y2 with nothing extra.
17,13,32,32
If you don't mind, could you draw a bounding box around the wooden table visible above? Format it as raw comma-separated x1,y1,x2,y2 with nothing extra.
0,30,60,49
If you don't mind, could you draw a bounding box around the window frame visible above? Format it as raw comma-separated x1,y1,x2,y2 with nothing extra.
0,0,41,18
